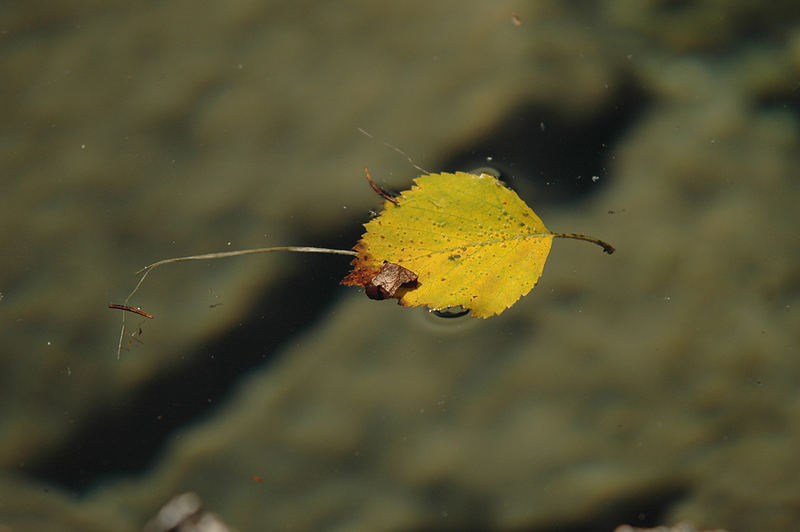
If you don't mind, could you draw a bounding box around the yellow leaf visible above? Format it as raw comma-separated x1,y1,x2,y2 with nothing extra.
114,170,614,357
342,171,613,317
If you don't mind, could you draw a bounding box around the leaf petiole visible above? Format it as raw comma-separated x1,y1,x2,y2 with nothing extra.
551,232,616,254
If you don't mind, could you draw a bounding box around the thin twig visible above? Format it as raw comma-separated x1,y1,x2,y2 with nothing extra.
116,315,127,360
108,303,154,319
363,168,398,205
134,246,356,276
116,245,356,359
357,128,429,174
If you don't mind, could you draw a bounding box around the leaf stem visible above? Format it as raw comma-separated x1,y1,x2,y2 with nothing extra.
551,232,615,254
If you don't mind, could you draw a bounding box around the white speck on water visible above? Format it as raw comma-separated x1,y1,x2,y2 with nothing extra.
592,175,600,183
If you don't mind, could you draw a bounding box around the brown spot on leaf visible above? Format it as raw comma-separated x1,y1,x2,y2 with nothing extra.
364,261,418,300
341,252,380,287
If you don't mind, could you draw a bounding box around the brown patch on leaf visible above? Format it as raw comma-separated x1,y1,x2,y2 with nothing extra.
363,261,418,300
341,263,379,287
341,241,379,287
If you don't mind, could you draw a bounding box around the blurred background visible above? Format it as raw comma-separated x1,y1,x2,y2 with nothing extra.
2,1,800,531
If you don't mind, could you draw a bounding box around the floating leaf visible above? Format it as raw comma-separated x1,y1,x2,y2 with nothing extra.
117,170,613,357
343,172,613,317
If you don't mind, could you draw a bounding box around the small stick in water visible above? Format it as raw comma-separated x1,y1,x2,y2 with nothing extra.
108,303,154,319
115,245,357,359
